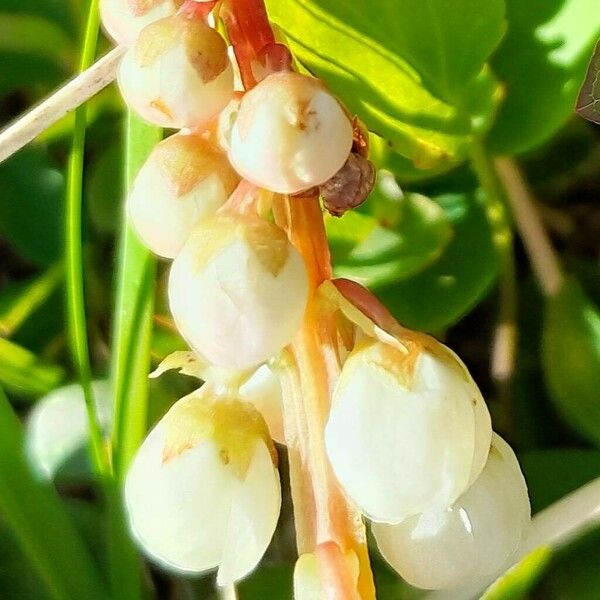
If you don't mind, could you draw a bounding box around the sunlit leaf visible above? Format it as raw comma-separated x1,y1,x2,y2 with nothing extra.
266,0,504,170
327,188,452,288
489,0,600,153
376,191,499,332
481,547,552,600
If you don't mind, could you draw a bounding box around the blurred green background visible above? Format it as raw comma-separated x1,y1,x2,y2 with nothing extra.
0,0,599,598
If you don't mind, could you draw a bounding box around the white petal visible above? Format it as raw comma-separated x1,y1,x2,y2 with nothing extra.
217,442,281,585
325,342,492,523
100,0,175,47
169,218,308,370
229,72,352,193
118,18,234,129
372,433,530,590
127,137,236,259
125,421,237,574
26,381,112,479
239,366,285,444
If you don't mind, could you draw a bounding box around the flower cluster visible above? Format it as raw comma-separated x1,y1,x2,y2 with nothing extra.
102,0,531,594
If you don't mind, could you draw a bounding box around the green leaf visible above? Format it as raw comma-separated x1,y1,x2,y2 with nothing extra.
327,187,452,288
266,0,504,170
489,0,600,154
107,113,160,600
0,263,63,337
0,337,64,398
0,14,73,66
481,547,552,600
0,149,64,266
542,277,600,446
0,386,105,600
376,191,499,332
110,112,160,479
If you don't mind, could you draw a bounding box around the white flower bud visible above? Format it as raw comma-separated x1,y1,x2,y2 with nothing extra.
127,132,240,258
25,381,112,479
125,391,281,585
118,15,234,129
372,434,530,590
228,71,353,193
169,213,308,370
239,365,284,444
325,339,492,524
100,0,179,48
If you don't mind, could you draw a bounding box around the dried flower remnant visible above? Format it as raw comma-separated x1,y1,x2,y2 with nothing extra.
576,39,600,125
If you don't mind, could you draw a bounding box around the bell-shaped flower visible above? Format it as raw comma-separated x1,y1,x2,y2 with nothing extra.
372,434,530,590
228,71,353,193
150,351,286,444
125,390,281,585
169,213,308,370
26,381,112,479
118,15,234,128
100,0,179,48
325,337,492,524
127,132,240,258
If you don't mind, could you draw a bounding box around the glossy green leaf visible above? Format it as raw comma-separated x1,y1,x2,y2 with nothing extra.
327,188,452,288
0,386,105,600
266,0,504,170
481,547,552,600
542,277,600,446
0,149,64,266
489,0,600,154
376,191,499,332
0,337,64,398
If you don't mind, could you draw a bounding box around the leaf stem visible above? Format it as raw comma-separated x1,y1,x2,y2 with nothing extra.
0,46,124,165
470,141,517,435
494,157,564,297
64,0,108,475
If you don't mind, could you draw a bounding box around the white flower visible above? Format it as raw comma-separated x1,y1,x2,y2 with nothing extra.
125,390,281,585
228,71,353,193
169,213,308,370
325,338,492,524
25,381,112,479
127,132,239,258
372,434,530,590
240,365,285,444
100,0,177,48
118,15,234,129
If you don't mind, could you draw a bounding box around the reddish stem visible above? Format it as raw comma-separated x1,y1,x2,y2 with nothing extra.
178,0,217,20
220,0,291,88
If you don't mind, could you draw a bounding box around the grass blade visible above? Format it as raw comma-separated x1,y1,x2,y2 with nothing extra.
0,262,63,336
108,112,160,600
0,337,64,397
0,385,106,600
110,112,160,478
64,0,107,474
